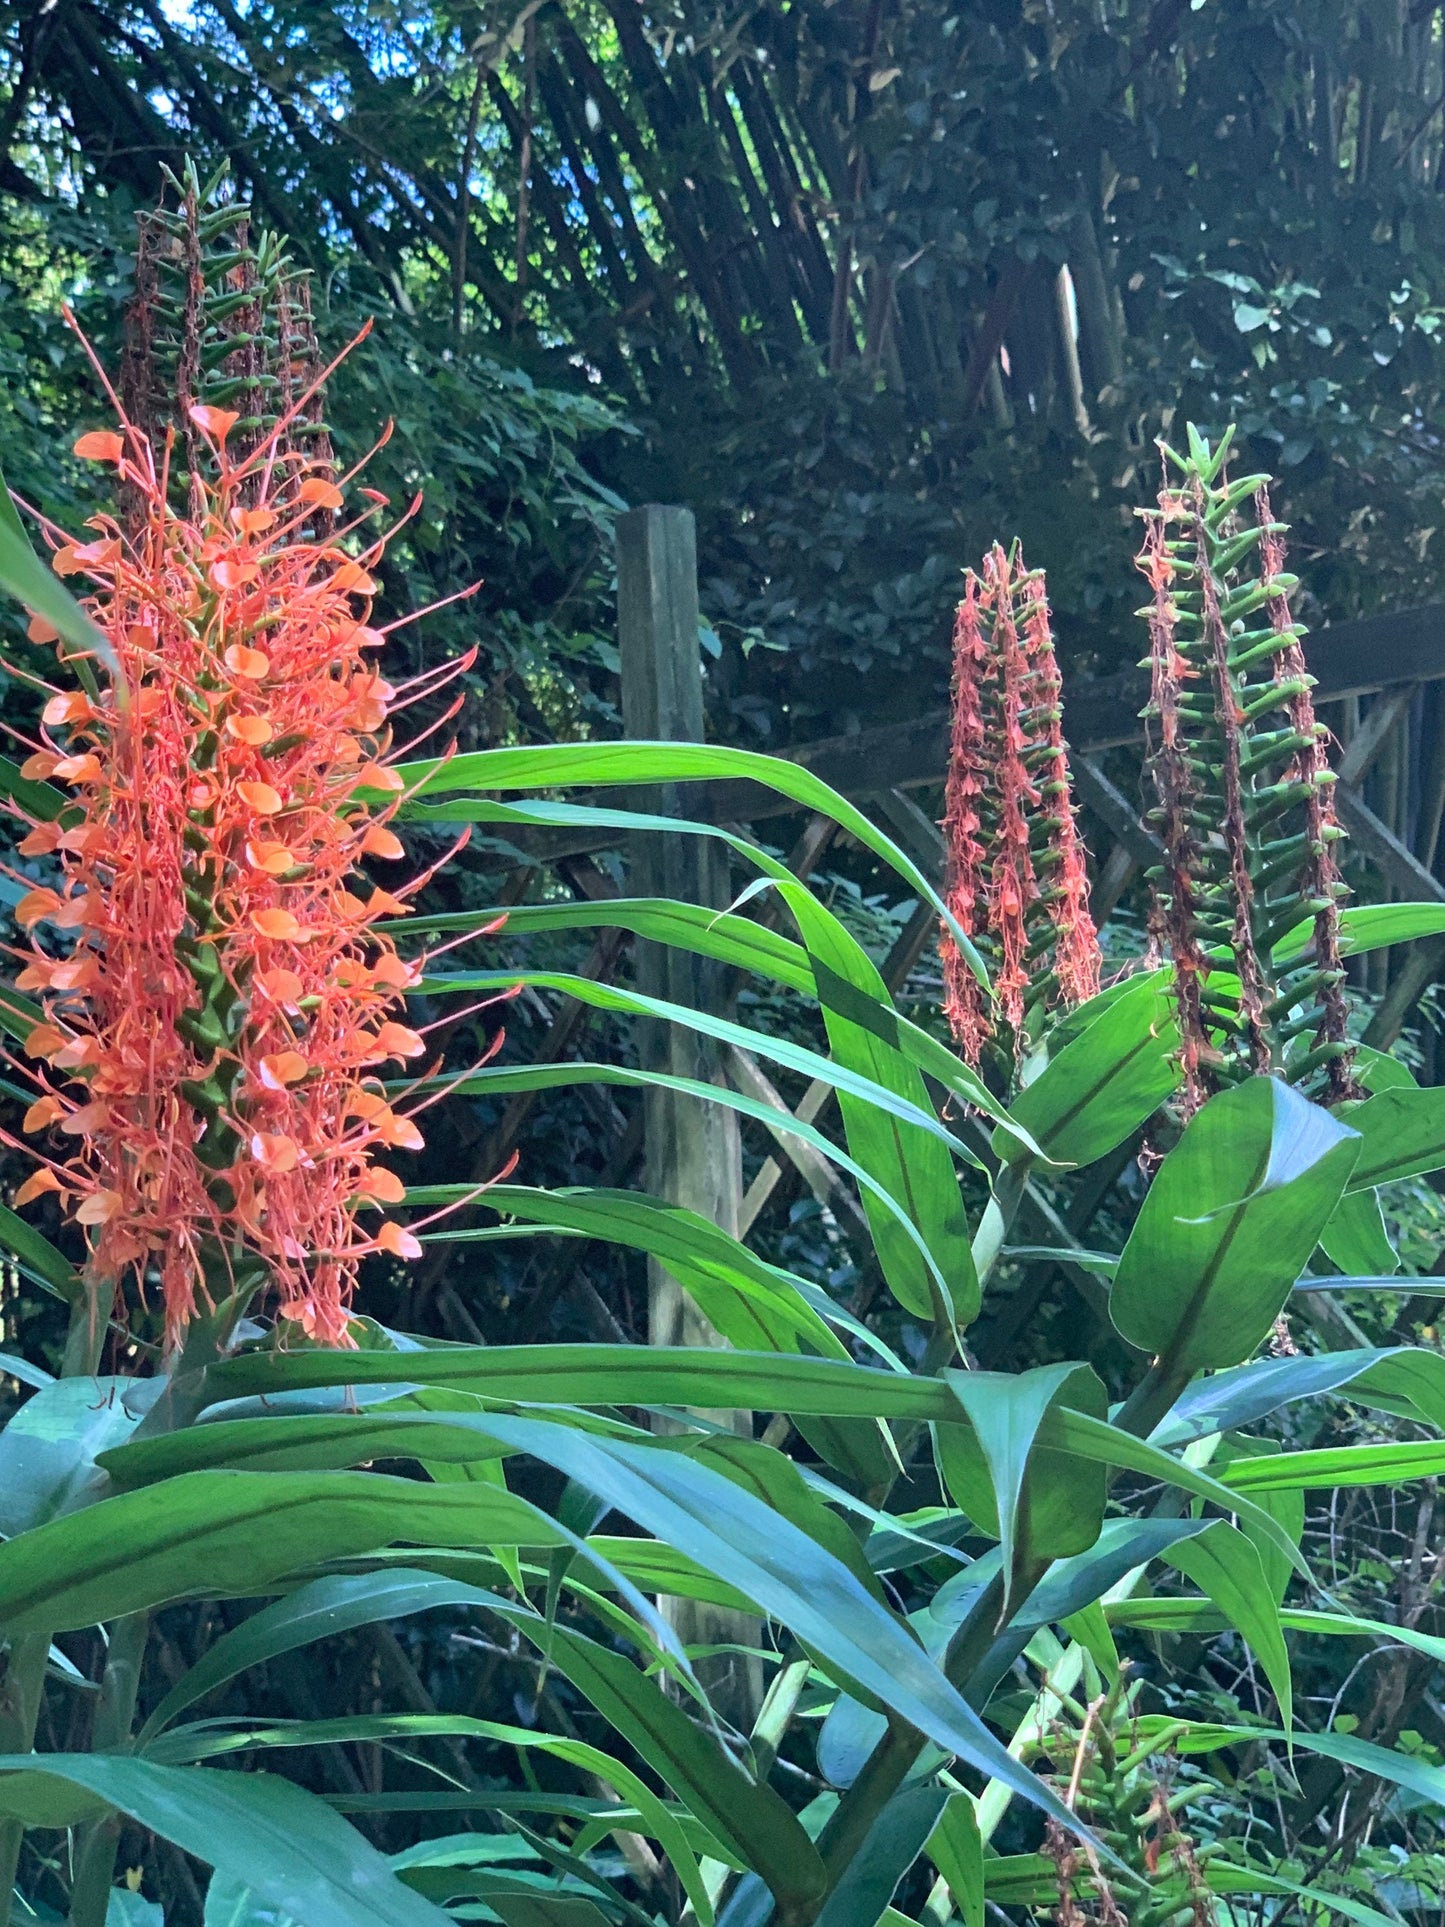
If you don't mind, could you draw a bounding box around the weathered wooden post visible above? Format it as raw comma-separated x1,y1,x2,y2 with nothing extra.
616,504,761,1718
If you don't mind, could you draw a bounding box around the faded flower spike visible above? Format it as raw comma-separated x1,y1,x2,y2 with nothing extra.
939,542,1100,1069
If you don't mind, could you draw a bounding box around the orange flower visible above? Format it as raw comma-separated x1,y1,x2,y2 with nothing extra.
74,431,126,463
3,327,490,1347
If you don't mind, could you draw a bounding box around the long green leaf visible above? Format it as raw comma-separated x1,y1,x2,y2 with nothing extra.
1340,1086,1445,1191
423,967,975,1166
397,898,815,993
0,1470,565,1634
1155,1345,1445,1446
938,1364,1107,1611
0,1755,449,1926
455,1411,1110,1847
1004,974,1180,1168
145,1712,714,1925
0,487,117,679
1162,1521,1291,1729
1273,901,1445,967
391,741,982,973
201,1342,958,1419
1110,1078,1360,1375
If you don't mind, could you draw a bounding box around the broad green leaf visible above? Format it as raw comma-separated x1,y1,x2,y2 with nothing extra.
98,1409,517,1483
1004,974,1180,1168
1009,1517,1220,1632
429,1059,975,1303
1212,1437,1303,1603
407,1184,894,1482
1110,1078,1360,1374
202,1342,960,1420
205,1877,300,1927
1166,1719,1445,1819
1109,1600,1445,1676
1206,1860,1422,1927
107,1893,164,1927
527,1615,820,1909
1034,1406,1308,1579
0,492,117,678
1318,1187,1397,1276
140,1570,484,1739
740,853,978,1324
145,1713,712,1925
0,1375,156,1535
0,1352,54,1391
137,1567,818,1916
938,1365,1107,1610
814,1784,948,1927
1155,1345,1445,1445
1273,901,1445,967
0,1202,80,1298
1340,1086,1445,1190
460,1412,1109,1847
926,1795,984,1927
1161,1521,1292,1729
0,1470,565,1634
0,753,68,825
1220,1436,1445,1491
0,1756,449,1926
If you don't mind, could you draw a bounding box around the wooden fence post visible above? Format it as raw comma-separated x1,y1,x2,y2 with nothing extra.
616,505,761,1718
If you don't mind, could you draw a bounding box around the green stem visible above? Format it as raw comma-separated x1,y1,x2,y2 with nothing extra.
0,1287,116,1927
971,1155,1033,1287
0,1632,50,1927
66,1611,150,1927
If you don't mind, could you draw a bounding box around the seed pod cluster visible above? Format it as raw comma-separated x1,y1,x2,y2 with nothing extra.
1136,427,1357,1116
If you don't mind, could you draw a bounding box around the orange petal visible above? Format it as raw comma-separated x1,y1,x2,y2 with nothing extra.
358,1165,406,1205
226,712,273,746
52,752,101,784
245,840,294,876
188,404,240,440
18,823,60,857
353,762,405,794
16,889,62,930
26,614,60,644
74,430,125,463
59,1099,112,1134
49,955,99,992
370,951,417,989
209,557,261,592
376,1220,423,1259
23,1022,67,1059
331,560,377,595
366,888,410,917
250,908,308,942
380,1114,424,1152
297,477,344,510
20,752,59,781
237,780,283,815
258,1050,309,1089
374,1021,426,1061
23,1096,64,1133
249,1130,299,1174
14,1167,63,1206
233,507,277,536
75,1187,123,1225
257,966,305,1004
224,644,270,680
43,691,93,727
